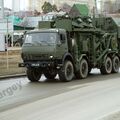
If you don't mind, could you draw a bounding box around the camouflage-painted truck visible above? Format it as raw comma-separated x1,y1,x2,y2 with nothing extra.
19,15,120,82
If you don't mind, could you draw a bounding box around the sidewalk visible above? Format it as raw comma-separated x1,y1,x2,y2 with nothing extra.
7,47,21,51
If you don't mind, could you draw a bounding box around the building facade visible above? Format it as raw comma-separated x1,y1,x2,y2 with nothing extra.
28,0,95,13
103,0,120,13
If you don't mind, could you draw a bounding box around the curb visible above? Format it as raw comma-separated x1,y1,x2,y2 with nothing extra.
98,109,120,120
0,73,26,80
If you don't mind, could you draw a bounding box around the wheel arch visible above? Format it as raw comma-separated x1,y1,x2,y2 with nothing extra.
102,52,113,64
103,52,119,62
62,53,73,62
111,53,119,59
78,54,88,63
62,52,75,68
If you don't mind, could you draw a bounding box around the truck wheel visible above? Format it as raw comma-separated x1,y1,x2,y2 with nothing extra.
44,69,57,79
112,56,119,73
79,59,88,79
100,57,112,74
27,68,41,82
59,60,74,82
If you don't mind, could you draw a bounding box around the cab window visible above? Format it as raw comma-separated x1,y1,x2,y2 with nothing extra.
60,34,66,43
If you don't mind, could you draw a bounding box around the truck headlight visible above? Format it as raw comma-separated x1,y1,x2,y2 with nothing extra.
49,56,53,59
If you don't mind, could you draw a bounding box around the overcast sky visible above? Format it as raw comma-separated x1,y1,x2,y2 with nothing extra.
3,0,102,11
4,0,28,10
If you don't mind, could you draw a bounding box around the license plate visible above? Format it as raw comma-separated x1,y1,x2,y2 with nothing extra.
31,63,40,67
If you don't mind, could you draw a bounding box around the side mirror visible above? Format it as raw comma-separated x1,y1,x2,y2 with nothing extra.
60,34,65,43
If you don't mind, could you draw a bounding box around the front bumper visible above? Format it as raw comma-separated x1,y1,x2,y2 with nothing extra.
19,61,62,68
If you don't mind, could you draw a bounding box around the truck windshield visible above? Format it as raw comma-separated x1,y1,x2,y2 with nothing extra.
25,32,57,45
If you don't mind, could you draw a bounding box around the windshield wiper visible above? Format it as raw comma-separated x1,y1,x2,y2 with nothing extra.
40,41,48,43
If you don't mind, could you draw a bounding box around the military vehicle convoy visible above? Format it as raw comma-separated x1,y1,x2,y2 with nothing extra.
19,14,120,82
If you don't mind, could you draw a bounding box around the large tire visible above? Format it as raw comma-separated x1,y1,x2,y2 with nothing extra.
76,59,88,79
27,68,41,82
59,60,74,82
100,57,112,74
112,56,119,73
44,69,57,79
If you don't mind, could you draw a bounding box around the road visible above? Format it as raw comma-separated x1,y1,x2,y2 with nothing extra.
0,69,120,120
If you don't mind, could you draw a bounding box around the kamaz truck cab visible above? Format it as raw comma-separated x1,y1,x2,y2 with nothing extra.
20,28,75,82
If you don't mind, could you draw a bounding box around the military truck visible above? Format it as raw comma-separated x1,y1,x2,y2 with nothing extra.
19,15,120,82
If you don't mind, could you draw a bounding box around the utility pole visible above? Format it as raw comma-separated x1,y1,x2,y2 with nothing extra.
100,0,103,14
12,0,20,12
94,0,98,15
1,0,4,19
52,0,55,5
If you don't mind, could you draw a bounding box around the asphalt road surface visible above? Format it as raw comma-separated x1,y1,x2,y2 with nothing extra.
0,69,120,120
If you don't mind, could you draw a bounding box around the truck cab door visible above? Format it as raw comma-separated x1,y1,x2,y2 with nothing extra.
56,33,68,58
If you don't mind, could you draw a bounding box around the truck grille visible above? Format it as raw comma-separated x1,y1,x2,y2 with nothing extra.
24,54,49,60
